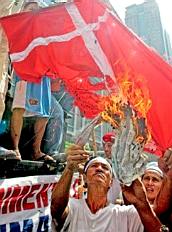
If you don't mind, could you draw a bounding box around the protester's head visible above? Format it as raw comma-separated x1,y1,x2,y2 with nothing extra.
22,0,40,12
83,157,112,191
142,162,163,204
102,132,115,159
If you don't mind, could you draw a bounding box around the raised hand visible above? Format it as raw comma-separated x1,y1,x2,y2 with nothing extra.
66,144,89,172
121,178,147,206
154,149,172,216
158,149,172,178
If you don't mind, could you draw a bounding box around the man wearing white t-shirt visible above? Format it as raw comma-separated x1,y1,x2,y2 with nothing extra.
51,144,162,232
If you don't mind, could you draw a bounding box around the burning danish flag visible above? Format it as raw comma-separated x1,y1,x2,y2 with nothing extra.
1,0,172,152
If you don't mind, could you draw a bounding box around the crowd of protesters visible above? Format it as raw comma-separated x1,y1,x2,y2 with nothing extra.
50,131,171,231
51,142,172,231
0,1,171,231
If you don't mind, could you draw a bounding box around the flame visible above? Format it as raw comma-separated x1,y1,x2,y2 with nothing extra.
99,67,152,143
99,93,124,128
117,70,152,118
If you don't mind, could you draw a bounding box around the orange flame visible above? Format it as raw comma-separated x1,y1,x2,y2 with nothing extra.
117,70,152,118
99,67,152,143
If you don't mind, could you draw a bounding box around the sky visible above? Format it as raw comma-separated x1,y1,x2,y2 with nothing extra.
109,0,172,42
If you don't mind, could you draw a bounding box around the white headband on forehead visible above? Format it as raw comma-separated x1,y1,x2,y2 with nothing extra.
84,157,112,174
145,162,163,177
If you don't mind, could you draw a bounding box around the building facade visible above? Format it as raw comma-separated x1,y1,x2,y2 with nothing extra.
163,30,172,64
65,104,111,151
125,0,169,59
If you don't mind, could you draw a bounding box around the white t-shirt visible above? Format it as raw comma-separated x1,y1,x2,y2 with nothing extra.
107,177,121,203
61,198,144,232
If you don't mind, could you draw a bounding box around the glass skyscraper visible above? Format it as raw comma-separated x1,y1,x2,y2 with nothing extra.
125,0,166,57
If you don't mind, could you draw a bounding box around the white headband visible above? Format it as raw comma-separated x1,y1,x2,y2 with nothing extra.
144,162,163,177
84,157,112,174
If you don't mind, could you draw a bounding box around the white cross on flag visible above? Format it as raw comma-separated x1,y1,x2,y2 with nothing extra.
1,0,172,152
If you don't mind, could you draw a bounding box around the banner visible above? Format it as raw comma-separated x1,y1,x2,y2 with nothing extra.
0,174,82,232
0,175,58,232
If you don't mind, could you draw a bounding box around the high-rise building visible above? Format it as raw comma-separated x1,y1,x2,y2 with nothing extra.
163,30,172,64
125,0,166,57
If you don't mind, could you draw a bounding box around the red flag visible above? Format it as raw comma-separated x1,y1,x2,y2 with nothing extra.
1,0,172,151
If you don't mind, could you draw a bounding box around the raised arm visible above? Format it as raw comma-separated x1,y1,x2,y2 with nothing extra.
122,179,162,232
154,149,172,230
155,149,172,214
51,144,89,225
